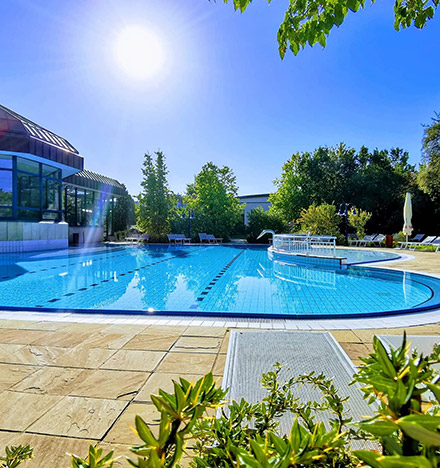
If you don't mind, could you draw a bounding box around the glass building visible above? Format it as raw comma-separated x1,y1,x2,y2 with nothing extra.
0,104,127,252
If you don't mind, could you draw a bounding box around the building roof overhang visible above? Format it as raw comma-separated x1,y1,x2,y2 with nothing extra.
0,104,84,174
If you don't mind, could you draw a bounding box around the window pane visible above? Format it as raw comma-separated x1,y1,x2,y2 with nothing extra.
17,174,40,208
17,157,40,174
42,164,61,179
18,209,40,220
0,155,12,170
0,170,12,205
43,179,60,210
65,186,76,225
85,191,95,226
0,207,12,217
77,189,86,226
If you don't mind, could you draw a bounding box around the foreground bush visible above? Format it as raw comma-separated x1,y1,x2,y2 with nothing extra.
5,333,440,467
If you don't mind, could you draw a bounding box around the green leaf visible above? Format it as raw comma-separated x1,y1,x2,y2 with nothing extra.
374,336,397,379
359,418,398,436
135,415,159,447
398,414,440,446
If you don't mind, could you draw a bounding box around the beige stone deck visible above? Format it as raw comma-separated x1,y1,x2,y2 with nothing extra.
0,248,439,466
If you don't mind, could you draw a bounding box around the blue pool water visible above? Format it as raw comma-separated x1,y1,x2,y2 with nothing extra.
0,245,438,318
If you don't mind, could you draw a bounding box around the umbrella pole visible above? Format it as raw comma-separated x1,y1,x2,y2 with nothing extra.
406,234,408,249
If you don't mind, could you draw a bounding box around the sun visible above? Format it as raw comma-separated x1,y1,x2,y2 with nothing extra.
115,26,164,79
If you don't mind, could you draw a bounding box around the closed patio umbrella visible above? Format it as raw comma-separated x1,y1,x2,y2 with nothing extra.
403,192,413,246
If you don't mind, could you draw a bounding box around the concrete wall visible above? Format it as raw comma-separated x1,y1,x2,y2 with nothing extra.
0,221,68,253
68,226,104,245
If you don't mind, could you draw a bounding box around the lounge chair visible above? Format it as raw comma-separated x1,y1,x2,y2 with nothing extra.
398,234,424,249
126,233,149,244
139,233,150,244
207,234,223,244
350,234,376,247
125,233,140,243
176,234,191,244
432,238,440,252
168,234,191,245
406,235,437,251
199,233,209,244
369,234,386,247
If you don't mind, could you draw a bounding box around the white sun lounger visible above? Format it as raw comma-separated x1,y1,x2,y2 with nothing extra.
405,235,437,251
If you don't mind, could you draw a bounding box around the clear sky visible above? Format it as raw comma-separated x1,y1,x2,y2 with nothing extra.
1,0,439,196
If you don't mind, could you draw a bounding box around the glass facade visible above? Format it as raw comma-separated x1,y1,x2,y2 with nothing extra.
63,186,117,235
0,154,63,221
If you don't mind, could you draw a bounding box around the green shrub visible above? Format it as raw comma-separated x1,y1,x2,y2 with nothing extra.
297,203,344,243
247,206,286,243
0,445,33,468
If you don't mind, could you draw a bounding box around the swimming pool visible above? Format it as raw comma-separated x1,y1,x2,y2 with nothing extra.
0,245,439,318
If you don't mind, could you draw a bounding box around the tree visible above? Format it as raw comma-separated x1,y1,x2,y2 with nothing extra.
113,186,136,233
223,0,438,57
184,162,243,241
136,151,174,241
418,112,440,203
269,144,417,234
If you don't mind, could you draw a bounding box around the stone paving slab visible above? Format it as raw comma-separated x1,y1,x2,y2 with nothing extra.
0,391,62,431
28,396,128,439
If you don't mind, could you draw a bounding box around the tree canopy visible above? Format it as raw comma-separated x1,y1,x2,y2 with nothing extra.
418,112,440,203
136,151,174,240
223,0,438,57
268,144,434,234
113,186,136,232
184,162,243,241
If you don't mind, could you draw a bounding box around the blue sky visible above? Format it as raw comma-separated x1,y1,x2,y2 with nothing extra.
1,0,439,196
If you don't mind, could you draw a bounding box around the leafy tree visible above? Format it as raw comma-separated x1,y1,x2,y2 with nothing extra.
247,206,287,243
184,162,243,241
136,151,175,241
113,186,136,233
269,144,417,234
223,0,438,57
348,207,372,238
297,203,343,242
418,112,440,203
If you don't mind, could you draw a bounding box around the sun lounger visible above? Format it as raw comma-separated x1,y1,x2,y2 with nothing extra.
432,238,440,252
368,234,386,246
398,233,425,249
406,235,437,251
126,233,149,244
199,233,222,244
351,234,376,247
206,234,223,244
168,234,191,245
125,234,140,243
199,233,209,243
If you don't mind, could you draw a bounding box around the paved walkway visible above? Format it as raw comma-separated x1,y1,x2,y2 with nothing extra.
0,247,439,466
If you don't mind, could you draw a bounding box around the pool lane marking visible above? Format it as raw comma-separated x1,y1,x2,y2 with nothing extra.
38,247,204,307
192,249,245,307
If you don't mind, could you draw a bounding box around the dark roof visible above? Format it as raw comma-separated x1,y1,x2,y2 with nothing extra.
0,104,83,171
238,193,271,200
63,169,127,196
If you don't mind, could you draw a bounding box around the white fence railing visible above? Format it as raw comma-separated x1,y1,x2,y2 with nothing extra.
272,234,337,257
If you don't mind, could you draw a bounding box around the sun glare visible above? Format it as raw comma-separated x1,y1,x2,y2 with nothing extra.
115,26,164,79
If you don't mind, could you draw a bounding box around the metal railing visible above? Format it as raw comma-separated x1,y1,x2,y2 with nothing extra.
272,234,337,257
